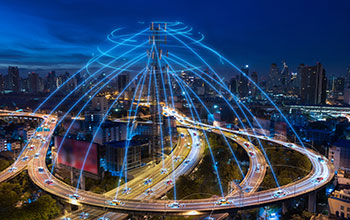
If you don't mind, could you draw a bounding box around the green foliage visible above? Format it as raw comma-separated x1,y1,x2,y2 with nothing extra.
168,133,249,199
0,171,61,220
86,171,125,193
0,158,12,171
259,140,312,190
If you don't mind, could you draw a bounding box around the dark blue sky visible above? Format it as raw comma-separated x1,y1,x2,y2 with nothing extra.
1,0,350,77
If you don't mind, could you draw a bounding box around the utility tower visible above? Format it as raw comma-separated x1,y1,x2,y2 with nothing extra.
148,22,167,164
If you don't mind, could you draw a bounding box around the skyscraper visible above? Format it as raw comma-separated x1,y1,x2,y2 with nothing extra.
268,63,280,92
343,65,350,104
239,65,249,97
28,72,40,94
249,71,258,96
7,66,20,92
346,65,350,89
300,62,327,105
229,76,239,94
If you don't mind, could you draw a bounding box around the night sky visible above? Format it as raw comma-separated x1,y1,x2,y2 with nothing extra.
1,0,350,78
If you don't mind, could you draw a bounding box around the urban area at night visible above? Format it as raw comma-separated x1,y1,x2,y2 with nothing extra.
0,1,350,219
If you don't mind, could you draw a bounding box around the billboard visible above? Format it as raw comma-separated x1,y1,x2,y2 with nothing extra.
56,136,98,175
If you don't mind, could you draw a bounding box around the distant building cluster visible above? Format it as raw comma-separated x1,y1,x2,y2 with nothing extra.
228,62,350,106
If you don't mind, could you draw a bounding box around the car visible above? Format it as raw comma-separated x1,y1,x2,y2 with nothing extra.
160,168,168,174
38,167,45,174
167,202,181,209
78,212,89,219
243,186,252,193
107,199,124,206
244,143,250,148
34,153,40,159
29,145,35,150
207,128,212,132
22,156,29,161
183,159,191,165
287,143,294,148
121,187,131,195
187,142,191,146
248,151,255,157
144,188,154,195
315,177,324,182
61,217,72,220
44,179,54,185
193,132,197,136
164,112,168,116
68,193,82,200
180,133,185,138
215,198,231,206
231,135,237,139
256,164,261,172
273,190,287,198
144,178,153,185
179,119,183,123
318,157,325,163
8,167,17,172
165,179,173,186
173,156,181,162
172,110,176,114
97,217,110,220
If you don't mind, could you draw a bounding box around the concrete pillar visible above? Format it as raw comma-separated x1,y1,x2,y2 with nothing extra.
308,191,317,213
80,175,85,190
282,201,288,215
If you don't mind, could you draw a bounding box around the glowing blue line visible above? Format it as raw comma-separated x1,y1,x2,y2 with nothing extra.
113,44,154,198
170,28,305,149
146,66,152,105
34,28,148,113
170,71,245,179
14,45,146,168
165,55,280,188
75,69,147,192
169,69,225,197
152,66,166,169
164,29,281,187
123,71,148,189
155,44,178,200
49,54,146,180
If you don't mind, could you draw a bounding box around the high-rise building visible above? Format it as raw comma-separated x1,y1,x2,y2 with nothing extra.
7,66,20,92
117,73,129,92
229,76,239,94
45,71,57,92
346,65,350,89
28,72,40,93
343,66,350,104
300,62,327,105
249,71,258,96
239,65,249,97
0,74,4,92
268,63,280,92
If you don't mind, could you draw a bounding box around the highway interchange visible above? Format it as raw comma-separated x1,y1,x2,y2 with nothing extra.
0,108,335,218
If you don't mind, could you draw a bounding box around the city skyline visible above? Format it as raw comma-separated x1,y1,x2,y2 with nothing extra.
1,3,350,219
